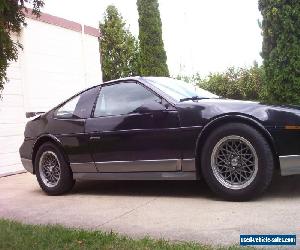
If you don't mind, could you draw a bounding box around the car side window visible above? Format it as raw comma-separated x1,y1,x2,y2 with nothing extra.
55,87,100,119
94,82,160,117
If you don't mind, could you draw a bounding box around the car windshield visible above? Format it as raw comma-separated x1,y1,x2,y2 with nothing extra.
145,77,219,102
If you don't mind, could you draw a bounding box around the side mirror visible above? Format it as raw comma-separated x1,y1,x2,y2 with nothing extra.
148,98,166,111
135,99,165,114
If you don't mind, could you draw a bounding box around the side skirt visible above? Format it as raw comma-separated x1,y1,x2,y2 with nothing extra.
73,171,197,180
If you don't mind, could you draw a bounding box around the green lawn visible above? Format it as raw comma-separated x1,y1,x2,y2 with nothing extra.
0,219,253,250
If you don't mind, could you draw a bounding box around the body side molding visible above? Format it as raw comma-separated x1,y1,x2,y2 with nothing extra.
70,158,196,173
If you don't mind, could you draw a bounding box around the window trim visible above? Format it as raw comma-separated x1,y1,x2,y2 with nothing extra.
53,86,100,120
91,80,173,119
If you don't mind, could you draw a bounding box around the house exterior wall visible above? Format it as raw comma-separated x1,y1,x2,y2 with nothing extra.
0,34,26,175
0,14,102,175
23,18,102,112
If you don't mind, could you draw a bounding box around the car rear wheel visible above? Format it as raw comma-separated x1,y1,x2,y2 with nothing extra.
201,123,274,201
35,142,75,195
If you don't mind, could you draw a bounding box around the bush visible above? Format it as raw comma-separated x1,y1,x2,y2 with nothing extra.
177,64,264,101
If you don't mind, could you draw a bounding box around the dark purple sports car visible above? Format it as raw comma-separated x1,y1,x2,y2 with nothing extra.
20,77,300,200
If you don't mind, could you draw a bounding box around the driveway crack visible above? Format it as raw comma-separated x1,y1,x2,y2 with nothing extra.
97,197,158,227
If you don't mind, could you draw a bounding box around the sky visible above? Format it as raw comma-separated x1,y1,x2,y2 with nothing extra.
42,0,263,77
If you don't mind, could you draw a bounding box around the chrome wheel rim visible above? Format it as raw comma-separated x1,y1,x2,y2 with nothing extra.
39,151,61,188
211,135,258,190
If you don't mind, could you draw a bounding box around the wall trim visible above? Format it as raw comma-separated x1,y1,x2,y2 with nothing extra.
23,8,100,37
84,25,100,37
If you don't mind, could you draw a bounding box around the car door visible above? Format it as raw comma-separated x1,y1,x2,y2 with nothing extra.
47,86,100,173
85,81,181,172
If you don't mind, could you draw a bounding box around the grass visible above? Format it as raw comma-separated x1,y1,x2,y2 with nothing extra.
0,219,254,250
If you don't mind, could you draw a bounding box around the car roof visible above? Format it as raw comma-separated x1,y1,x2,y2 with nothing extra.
80,76,172,96
99,76,171,86
102,76,142,84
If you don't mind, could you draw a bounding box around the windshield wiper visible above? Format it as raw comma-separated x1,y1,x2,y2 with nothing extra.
179,96,210,102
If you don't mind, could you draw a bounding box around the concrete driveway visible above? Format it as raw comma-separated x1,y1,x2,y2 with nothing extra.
0,172,300,246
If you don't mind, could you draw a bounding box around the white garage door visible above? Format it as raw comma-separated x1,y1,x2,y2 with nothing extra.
0,40,26,176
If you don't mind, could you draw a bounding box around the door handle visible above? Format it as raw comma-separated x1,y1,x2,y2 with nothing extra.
89,136,101,140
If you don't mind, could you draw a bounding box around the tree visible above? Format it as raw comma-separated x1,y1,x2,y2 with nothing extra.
99,5,140,82
0,0,44,94
259,0,300,104
137,0,169,76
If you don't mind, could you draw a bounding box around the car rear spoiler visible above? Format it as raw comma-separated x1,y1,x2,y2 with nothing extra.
26,112,45,118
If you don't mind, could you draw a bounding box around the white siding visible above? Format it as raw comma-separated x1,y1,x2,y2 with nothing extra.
83,33,102,85
23,18,101,112
0,34,26,174
0,17,102,175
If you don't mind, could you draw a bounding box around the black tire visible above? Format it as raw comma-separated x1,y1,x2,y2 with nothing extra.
35,142,75,195
200,123,274,201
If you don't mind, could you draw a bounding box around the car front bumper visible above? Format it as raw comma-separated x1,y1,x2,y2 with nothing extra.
280,155,300,176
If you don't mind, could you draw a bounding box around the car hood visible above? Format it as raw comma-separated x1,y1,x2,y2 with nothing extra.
176,98,300,127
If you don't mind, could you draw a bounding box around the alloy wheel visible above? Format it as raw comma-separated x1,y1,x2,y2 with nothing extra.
39,151,61,188
211,135,258,190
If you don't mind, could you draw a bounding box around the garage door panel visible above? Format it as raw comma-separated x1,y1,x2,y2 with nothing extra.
0,152,23,175
1,79,22,95
0,107,25,123
0,123,25,137
0,135,24,154
6,64,21,80
26,53,82,73
0,152,22,168
0,94,23,108
0,164,24,175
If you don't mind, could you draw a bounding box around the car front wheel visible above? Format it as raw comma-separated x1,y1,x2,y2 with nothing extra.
201,123,274,201
35,142,75,195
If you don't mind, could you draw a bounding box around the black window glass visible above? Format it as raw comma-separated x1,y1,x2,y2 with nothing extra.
55,87,99,119
94,82,159,117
